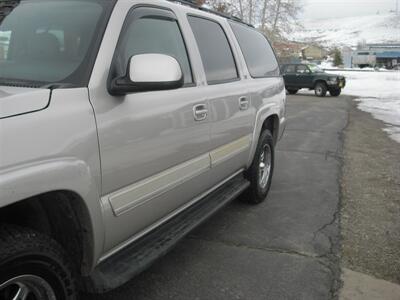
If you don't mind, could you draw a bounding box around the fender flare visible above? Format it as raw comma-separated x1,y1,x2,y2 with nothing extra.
313,78,327,87
0,158,104,273
247,104,283,167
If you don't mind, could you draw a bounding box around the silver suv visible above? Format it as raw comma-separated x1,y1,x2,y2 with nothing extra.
0,0,286,298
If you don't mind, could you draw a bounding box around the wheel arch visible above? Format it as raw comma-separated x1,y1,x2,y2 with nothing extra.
0,158,105,274
0,190,95,276
313,79,327,88
261,114,280,146
247,111,281,168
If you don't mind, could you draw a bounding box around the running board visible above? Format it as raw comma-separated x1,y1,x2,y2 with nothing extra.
82,174,250,293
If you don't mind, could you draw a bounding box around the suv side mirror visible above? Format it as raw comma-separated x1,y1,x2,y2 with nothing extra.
109,54,184,95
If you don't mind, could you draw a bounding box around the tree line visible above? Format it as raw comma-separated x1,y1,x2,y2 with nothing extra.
197,0,301,40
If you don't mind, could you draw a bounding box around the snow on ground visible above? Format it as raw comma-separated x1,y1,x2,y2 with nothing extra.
288,13,400,47
329,70,400,143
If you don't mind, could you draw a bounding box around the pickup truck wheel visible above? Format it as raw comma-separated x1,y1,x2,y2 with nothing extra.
287,88,298,95
329,88,341,97
244,129,274,204
314,82,327,97
0,225,77,300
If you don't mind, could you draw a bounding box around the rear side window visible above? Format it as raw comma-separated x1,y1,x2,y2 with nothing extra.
188,16,238,84
230,22,280,78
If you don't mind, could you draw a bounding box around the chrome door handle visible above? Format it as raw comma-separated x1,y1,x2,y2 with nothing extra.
239,97,249,110
193,104,208,121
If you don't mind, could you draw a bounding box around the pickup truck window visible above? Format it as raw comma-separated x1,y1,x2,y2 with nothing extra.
0,0,114,87
296,65,310,74
188,16,238,84
229,22,280,78
284,65,296,73
117,8,193,84
308,64,324,73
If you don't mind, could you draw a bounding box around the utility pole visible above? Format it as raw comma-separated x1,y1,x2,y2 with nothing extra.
397,0,399,15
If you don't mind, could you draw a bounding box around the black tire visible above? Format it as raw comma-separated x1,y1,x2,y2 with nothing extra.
287,88,298,95
314,82,327,97
0,225,77,300
244,129,275,204
329,88,341,97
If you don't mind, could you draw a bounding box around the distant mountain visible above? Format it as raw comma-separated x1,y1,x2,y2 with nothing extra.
287,13,400,47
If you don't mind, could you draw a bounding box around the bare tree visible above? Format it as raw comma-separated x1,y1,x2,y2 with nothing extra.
260,0,270,31
205,0,301,40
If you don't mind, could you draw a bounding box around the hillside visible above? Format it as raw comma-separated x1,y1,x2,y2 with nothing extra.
287,13,400,47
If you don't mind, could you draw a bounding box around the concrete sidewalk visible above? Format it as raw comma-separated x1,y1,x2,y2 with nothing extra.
341,268,400,300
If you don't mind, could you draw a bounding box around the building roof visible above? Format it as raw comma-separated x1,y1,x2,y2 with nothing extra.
367,43,400,48
376,51,400,58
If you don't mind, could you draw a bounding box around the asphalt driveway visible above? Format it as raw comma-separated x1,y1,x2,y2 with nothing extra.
85,94,350,300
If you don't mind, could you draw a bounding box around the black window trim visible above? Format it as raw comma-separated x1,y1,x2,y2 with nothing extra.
187,13,240,86
107,4,196,94
229,20,281,79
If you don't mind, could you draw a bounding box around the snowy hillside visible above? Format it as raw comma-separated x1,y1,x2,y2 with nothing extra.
288,13,400,47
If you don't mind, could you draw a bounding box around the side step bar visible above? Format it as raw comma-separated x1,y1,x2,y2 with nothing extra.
82,174,250,293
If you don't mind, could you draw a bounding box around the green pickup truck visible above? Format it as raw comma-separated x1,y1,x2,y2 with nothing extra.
281,63,346,97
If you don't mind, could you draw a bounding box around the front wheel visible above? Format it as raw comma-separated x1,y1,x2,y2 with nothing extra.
0,225,77,300
244,129,275,204
315,82,327,97
329,88,341,97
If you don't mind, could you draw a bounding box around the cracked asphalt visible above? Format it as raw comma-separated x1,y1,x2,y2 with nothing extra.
84,94,350,300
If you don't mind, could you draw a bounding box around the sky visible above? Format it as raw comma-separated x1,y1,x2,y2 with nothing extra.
301,0,398,19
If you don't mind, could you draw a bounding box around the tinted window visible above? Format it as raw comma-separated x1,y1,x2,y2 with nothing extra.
117,9,192,84
188,16,238,84
0,0,112,86
230,22,280,78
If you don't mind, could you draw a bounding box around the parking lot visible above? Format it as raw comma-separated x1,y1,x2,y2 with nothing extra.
84,94,349,299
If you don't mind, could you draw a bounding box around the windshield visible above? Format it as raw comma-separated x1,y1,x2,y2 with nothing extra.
307,64,324,73
0,0,114,88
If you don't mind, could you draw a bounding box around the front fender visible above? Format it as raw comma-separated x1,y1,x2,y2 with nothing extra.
0,158,104,272
313,76,328,86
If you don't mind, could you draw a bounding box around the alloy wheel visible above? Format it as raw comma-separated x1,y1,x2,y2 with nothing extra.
0,275,57,300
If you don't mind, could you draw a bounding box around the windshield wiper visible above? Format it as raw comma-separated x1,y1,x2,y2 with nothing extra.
0,78,77,90
0,77,46,88
41,82,78,90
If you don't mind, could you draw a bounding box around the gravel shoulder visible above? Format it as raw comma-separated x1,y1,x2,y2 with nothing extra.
341,99,400,284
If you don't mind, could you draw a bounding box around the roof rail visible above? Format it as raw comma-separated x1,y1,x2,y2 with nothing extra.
167,0,254,27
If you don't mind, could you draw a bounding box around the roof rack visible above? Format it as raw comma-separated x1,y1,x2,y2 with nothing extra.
167,0,254,28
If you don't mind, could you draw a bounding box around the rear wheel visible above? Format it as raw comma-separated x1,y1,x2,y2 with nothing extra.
244,130,274,204
287,88,298,95
329,88,341,97
0,225,77,300
314,82,327,97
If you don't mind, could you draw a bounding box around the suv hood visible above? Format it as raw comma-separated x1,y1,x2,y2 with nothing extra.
325,72,345,79
0,86,50,119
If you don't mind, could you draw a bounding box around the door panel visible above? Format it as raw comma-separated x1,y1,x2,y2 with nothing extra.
97,86,213,251
188,16,254,177
296,65,313,88
207,83,253,168
283,65,297,87
91,6,213,251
